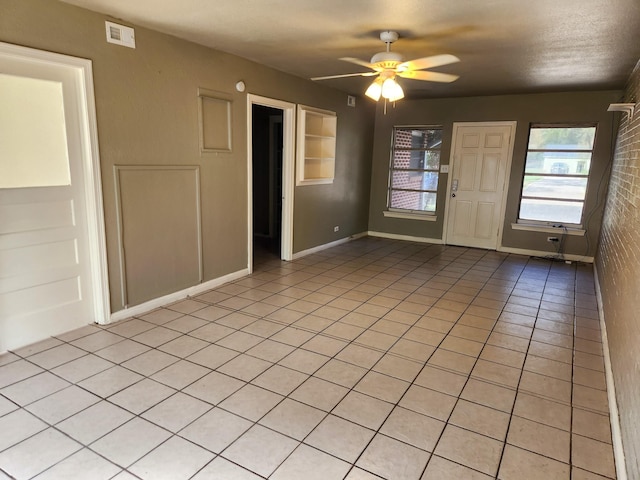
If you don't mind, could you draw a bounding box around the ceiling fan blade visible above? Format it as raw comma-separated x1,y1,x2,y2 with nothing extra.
398,54,460,72
311,71,377,81
340,57,377,69
398,70,460,83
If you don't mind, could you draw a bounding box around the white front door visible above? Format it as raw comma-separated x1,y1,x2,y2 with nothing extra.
445,122,516,249
0,43,107,352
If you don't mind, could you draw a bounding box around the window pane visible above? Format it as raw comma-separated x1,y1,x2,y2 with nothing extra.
390,190,437,212
0,74,71,188
523,175,587,200
391,171,438,191
424,151,440,169
524,151,592,175
519,198,584,224
393,150,422,170
528,127,596,150
392,149,440,171
394,128,442,149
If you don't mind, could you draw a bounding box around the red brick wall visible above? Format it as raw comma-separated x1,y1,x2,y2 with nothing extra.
596,59,640,478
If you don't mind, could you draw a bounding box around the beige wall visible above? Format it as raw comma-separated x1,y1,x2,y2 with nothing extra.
368,91,620,257
596,60,640,478
0,0,375,311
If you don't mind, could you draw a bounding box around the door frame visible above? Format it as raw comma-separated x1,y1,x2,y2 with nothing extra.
0,42,110,324
246,94,296,270
267,114,283,240
442,121,517,249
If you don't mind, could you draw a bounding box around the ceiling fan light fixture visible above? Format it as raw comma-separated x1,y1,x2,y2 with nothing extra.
365,78,383,101
382,77,404,102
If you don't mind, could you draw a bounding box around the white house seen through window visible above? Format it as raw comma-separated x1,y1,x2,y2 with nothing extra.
519,124,596,225
388,127,442,214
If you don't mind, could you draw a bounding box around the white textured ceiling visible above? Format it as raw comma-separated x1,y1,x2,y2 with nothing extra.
61,0,640,98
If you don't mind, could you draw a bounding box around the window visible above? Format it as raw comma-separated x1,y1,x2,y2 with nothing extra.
518,124,596,225
388,127,442,214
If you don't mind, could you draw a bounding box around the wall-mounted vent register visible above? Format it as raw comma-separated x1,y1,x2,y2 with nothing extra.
105,21,136,49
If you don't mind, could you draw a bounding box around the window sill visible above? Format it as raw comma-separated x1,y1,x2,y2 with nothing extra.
384,211,437,222
511,223,585,236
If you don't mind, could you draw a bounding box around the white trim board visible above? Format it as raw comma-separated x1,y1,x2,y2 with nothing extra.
368,231,593,261
383,211,437,222
511,223,586,236
292,232,368,260
246,94,296,271
367,231,444,245
109,268,248,323
593,264,628,480
497,245,594,263
113,165,203,309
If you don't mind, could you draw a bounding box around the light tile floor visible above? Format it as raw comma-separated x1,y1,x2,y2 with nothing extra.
0,237,617,479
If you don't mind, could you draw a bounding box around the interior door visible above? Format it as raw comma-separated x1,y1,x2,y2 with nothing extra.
445,123,515,249
0,48,97,351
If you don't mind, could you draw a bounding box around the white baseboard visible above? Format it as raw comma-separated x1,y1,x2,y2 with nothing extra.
498,245,594,263
593,264,628,480
108,268,249,324
291,232,367,260
367,230,444,244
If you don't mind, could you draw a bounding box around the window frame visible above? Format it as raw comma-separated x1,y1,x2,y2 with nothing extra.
517,123,597,228
387,125,443,216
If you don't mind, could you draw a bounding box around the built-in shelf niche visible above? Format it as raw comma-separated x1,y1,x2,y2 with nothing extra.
297,104,337,185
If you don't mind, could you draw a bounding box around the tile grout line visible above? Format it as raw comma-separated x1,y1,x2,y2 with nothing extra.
418,250,527,479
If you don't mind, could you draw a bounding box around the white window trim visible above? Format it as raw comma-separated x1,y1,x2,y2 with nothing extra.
384,210,437,221
511,222,585,236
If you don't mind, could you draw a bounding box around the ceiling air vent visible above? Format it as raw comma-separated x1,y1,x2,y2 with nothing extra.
105,21,136,49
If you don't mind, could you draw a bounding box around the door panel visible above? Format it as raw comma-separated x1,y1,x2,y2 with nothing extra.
476,202,495,239
462,133,480,148
0,73,71,188
485,133,504,148
453,200,473,236
2,240,77,277
4,277,81,319
446,123,515,249
0,50,95,351
459,154,477,190
1,198,74,234
480,154,500,192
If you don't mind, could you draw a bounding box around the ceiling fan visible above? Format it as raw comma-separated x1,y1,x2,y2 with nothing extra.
311,31,460,102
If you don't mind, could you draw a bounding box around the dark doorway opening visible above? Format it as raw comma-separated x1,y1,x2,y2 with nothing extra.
252,104,284,265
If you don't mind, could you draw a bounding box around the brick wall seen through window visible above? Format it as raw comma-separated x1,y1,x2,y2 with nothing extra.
388,127,442,213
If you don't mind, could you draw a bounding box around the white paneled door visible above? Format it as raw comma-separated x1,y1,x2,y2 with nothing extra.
0,43,107,352
445,122,516,249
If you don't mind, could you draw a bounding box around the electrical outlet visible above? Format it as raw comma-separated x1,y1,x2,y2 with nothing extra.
547,236,559,242
334,226,339,232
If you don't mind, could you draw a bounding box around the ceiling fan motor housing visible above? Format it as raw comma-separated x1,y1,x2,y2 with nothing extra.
370,51,403,70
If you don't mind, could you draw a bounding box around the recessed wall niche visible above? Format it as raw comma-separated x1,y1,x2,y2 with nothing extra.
198,88,232,153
